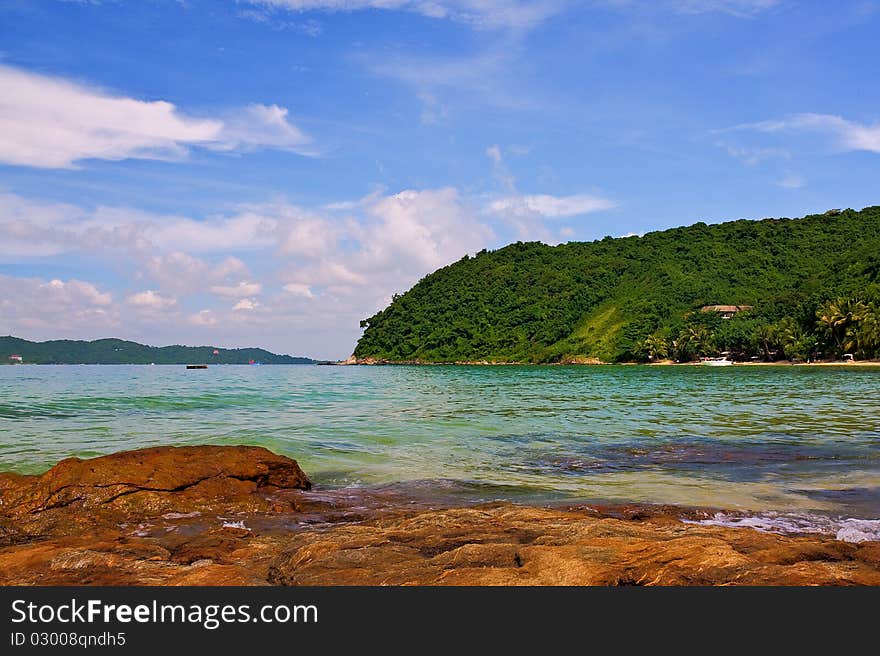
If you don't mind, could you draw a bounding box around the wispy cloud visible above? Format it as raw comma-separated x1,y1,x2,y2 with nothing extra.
363,46,541,118
603,0,781,17
486,144,516,191
718,142,790,165
483,145,615,227
487,193,616,218
0,65,314,169
366,49,509,94
237,8,324,35
243,0,564,31
670,0,781,17
732,113,880,154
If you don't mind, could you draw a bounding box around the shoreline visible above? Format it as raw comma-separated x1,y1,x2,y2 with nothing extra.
340,357,880,367
1,445,878,586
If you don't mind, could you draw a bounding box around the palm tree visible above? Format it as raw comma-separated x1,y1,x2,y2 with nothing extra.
638,333,668,361
675,325,715,361
752,323,778,361
775,317,805,360
817,297,865,354
852,303,879,358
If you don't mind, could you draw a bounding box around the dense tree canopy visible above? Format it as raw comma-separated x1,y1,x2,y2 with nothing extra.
354,206,880,363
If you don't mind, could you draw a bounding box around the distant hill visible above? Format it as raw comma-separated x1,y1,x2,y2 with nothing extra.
0,337,315,365
354,206,880,363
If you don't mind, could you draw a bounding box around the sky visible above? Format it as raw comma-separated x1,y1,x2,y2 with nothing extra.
0,1,879,359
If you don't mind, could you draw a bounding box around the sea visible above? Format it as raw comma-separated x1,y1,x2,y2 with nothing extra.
1,363,878,541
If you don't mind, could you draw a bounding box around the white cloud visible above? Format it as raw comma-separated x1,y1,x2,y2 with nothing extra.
244,1,563,30
323,200,358,211
481,145,613,231
189,310,217,326
283,260,367,291
283,283,315,298
1,181,618,357
0,275,116,335
233,298,260,311
0,65,313,169
734,113,880,154
487,193,615,218
272,207,342,257
214,104,313,154
150,213,277,252
126,290,177,309
41,278,112,306
143,253,252,295
359,188,492,273
210,281,263,298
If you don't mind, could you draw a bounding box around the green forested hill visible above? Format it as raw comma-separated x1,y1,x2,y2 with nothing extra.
0,337,315,365
354,206,880,363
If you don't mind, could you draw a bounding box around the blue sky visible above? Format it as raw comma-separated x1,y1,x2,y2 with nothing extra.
1,0,879,358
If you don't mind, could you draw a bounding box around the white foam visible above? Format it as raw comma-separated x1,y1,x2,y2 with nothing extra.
835,519,880,543
221,520,251,531
685,512,880,543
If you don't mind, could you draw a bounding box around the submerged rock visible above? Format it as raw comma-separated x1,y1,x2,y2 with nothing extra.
0,445,878,586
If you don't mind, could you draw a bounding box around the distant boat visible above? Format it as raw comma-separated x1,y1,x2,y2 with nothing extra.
186,364,208,369
701,357,733,367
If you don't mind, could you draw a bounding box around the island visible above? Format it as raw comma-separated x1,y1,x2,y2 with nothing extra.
354,207,880,364
0,337,316,365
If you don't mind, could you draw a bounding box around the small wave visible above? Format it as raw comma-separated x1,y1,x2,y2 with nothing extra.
835,519,880,543
685,512,880,543
221,520,250,531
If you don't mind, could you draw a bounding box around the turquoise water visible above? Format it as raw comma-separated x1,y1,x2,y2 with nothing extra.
1,364,878,535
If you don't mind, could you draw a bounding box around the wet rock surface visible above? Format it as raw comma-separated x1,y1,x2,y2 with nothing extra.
0,446,878,586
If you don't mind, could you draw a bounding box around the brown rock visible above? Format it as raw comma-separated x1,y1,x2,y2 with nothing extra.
0,445,310,517
1,445,878,586
267,505,880,586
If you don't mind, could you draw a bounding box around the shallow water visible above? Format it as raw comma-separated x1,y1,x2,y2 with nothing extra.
1,364,878,538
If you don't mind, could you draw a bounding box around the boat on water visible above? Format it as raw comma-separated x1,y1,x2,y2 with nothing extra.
700,357,733,366
186,364,208,369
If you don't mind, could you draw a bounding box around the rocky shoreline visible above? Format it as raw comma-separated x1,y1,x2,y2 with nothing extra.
1,445,878,585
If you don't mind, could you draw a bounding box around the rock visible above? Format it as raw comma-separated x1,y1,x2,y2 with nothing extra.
0,445,310,517
267,505,880,586
1,446,878,586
